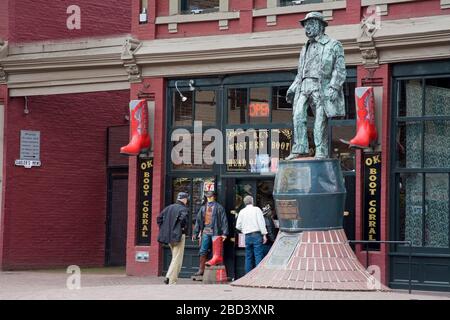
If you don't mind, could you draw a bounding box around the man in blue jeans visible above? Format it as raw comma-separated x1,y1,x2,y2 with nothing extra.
235,195,268,274
192,190,228,277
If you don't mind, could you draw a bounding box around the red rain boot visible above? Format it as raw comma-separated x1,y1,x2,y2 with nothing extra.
206,236,224,266
348,87,378,148
120,100,151,155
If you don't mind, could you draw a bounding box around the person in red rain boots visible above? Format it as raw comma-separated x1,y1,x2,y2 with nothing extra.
192,191,228,278
120,100,151,155
348,87,378,148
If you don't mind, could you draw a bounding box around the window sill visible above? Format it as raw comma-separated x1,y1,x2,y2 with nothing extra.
253,0,347,18
155,11,240,25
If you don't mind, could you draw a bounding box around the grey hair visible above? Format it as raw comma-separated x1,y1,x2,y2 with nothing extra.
243,195,254,205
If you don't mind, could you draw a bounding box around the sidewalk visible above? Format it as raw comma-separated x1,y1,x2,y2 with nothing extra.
0,269,449,300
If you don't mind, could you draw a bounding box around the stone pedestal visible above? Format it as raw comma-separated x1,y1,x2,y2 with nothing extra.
231,159,389,291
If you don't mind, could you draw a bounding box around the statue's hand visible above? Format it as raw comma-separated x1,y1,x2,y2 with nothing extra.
286,90,294,104
328,87,339,102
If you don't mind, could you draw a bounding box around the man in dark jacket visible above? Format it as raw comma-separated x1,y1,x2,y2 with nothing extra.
262,204,277,257
192,191,228,277
157,192,189,285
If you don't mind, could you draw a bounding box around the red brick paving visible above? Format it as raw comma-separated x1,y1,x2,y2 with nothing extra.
231,229,390,291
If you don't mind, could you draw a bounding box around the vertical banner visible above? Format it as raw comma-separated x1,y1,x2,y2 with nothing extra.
363,153,381,250
136,157,153,245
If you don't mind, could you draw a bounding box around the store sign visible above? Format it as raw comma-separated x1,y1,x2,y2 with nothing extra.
363,153,381,250
15,130,41,169
249,102,270,118
136,158,153,245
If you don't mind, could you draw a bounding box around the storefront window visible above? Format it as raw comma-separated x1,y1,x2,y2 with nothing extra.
272,87,292,123
425,78,450,116
395,74,450,249
181,0,220,14
172,177,215,235
173,90,217,127
228,88,247,125
171,132,214,170
174,91,193,127
331,126,355,172
249,88,271,124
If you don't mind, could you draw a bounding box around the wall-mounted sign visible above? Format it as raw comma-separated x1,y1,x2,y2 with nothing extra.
249,102,270,118
136,157,153,246
363,153,381,250
15,130,41,169
135,251,149,263
20,130,40,160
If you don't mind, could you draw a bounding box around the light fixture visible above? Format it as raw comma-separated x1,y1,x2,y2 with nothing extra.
24,96,30,115
175,80,196,102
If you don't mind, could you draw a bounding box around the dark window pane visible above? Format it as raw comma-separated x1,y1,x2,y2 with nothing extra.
173,91,193,127
171,132,213,170
425,77,450,116
172,178,193,234
270,128,293,172
226,129,248,171
249,87,270,124
249,130,270,173
344,81,356,120
398,79,422,117
424,121,450,168
272,87,292,123
396,121,422,168
228,88,247,125
195,90,216,125
424,174,449,248
280,0,322,6
399,173,423,247
331,126,356,172
181,0,219,14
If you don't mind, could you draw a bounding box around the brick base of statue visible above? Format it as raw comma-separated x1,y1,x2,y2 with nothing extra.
231,229,389,291
203,265,228,284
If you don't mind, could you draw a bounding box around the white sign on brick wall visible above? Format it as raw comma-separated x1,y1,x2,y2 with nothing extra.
15,130,41,169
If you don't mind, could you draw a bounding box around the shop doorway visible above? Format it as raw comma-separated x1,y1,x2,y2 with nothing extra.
225,178,277,279
105,170,128,266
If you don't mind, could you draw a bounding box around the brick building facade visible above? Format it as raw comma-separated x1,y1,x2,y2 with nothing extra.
0,0,449,291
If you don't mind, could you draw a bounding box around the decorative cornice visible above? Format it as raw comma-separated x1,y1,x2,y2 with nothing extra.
0,39,7,84
121,37,143,83
357,10,380,69
1,36,130,96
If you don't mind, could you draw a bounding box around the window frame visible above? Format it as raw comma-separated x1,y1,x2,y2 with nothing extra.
390,69,450,254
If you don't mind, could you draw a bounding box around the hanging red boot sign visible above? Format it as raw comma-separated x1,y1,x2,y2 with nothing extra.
120,100,151,156
341,87,378,149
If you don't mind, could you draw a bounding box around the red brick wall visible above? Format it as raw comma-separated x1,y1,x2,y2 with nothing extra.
0,0,8,40
1,90,130,269
143,0,447,40
372,0,448,20
8,0,131,43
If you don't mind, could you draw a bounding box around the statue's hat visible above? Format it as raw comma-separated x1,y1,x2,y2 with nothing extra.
300,11,328,27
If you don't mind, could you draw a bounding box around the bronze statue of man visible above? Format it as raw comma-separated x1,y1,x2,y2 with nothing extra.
286,12,346,159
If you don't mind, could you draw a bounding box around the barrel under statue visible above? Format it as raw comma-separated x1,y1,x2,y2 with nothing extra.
231,158,389,291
